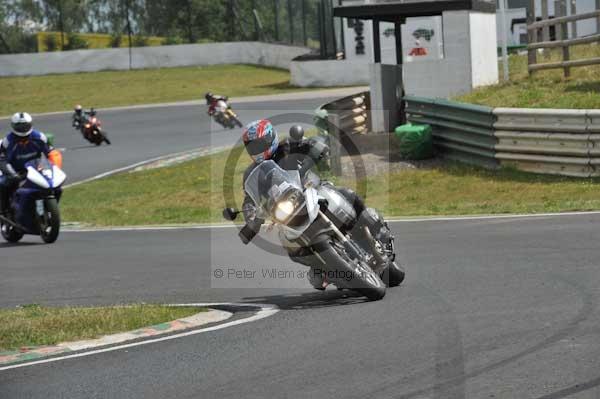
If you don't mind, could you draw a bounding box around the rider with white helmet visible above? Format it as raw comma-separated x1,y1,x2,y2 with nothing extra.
0,112,62,215
72,104,83,128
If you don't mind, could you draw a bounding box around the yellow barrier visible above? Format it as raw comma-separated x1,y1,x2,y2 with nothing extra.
36,32,166,52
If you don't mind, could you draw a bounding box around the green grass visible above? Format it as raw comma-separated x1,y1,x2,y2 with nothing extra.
365,164,600,216
0,64,315,115
0,304,205,351
456,43,600,109
61,148,600,227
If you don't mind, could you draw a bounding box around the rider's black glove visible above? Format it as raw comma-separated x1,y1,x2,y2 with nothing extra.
239,225,256,245
1,163,19,183
238,218,264,245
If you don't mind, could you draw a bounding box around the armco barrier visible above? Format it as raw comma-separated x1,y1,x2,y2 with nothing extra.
404,96,499,169
322,93,600,177
404,97,600,177
493,108,594,177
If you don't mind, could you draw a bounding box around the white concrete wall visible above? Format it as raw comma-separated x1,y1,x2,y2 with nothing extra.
0,42,309,77
470,13,500,88
403,11,476,98
327,10,499,97
369,63,403,133
289,60,370,87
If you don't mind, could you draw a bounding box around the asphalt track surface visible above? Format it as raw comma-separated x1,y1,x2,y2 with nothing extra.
2,96,600,398
0,96,332,183
3,215,600,398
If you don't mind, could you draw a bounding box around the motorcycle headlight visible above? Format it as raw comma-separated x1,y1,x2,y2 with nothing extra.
274,200,295,222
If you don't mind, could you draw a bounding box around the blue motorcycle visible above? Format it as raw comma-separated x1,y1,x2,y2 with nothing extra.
0,156,66,244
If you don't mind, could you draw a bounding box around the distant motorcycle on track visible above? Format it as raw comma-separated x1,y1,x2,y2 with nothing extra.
73,108,111,146
207,95,243,129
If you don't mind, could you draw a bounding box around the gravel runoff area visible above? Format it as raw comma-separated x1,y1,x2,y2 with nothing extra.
341,152,444,177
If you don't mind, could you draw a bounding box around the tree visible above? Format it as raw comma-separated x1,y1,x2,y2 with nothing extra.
0,0,42,54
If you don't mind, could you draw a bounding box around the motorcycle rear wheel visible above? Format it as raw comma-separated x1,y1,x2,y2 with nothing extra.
39,198,60,244
381,261,405,287
1,222,23,243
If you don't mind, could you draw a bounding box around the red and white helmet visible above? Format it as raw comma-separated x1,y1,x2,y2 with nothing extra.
11,112,33,137
243,119,279,163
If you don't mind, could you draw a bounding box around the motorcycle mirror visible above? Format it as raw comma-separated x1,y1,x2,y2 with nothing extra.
222,208,239,221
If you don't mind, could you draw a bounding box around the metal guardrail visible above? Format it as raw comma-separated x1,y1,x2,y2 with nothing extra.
404,96,499,169
493,108,599,177
318,91,371,175
320,93,600,178
405,97,600,177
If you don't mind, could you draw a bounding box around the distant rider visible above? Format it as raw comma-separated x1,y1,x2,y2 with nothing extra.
239,119,369,290
0,112,62,216
72,104,83,128
205,92,229,120
72,105,97,130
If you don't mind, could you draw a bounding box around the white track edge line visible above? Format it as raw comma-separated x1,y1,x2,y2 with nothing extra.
64,147,215,188
0,303,279,372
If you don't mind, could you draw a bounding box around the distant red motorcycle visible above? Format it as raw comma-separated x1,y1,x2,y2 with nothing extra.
74,109,111,146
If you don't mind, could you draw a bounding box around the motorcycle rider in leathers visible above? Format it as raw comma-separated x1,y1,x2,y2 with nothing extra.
0,112,63,216
239,119,378,290
205,92,230,124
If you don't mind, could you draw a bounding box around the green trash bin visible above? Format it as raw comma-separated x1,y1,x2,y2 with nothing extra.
314,108,329,136
394,123,434,160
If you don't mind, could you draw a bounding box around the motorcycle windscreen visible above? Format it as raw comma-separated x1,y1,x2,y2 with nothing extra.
244,160,302,217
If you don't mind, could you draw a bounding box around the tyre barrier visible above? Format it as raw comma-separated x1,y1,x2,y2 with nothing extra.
316,91,371,175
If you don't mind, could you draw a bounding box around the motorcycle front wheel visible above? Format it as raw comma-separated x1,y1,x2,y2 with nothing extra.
92,129,104,146
318,242,386,301
39,198,61,244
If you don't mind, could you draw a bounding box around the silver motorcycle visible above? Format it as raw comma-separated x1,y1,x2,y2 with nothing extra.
224,160,405,301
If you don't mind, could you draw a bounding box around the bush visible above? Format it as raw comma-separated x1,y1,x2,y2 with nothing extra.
21,33,38,53
109,34,122,48
133,35,149,47
0,31,38,54
44,34,58,52
161,36,183,46
64,33,89,51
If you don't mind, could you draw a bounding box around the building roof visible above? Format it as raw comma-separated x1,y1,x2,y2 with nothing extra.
334,0,496,22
